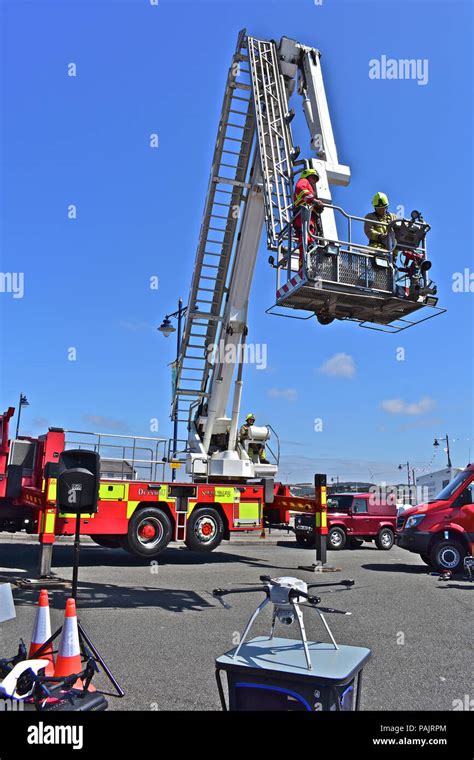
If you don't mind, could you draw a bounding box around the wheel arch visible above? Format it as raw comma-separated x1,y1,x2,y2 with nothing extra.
427,527,470,553
130,500,176,531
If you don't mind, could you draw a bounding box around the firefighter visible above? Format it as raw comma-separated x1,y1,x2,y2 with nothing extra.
239,413,267,464
364,192,398,260
293,168,325,267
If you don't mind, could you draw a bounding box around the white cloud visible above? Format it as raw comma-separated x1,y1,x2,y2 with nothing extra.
82,414,128,431
268,388,298,402
380,397,436,416
318,352,356,378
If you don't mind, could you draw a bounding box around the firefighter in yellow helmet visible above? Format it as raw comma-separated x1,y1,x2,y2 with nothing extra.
239,413,268,464
293,168,325,267
364,192,398,260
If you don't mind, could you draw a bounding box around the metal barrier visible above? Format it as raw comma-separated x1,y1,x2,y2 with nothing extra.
275,203,399,294
64,430,169,483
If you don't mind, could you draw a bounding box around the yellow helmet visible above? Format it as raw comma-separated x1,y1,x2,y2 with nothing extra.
245,413,255,421
300,168,320,180
372,191,389,208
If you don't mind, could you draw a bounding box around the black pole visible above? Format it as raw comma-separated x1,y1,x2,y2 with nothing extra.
15,394,23,439
71,512,81,601
446,434,452,468
171,298,183,483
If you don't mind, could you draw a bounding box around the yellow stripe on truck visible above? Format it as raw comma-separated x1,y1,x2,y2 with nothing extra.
239,502,260,520
99,483,128,501
46,479,57,503
127,500,140,519
214,487,239,504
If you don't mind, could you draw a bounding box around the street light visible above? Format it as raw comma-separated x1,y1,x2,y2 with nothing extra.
398,461,412,502
158,317,176,337
433,434,452,468
15,393,30,439
158,299,187,481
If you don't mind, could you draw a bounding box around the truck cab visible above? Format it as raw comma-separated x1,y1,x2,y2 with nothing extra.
295,492,397,551
397,464,474,573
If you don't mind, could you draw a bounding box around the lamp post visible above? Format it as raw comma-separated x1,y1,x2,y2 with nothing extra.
398,461,411,503
15,393,30,439
433,434,452,468
158,299,187,481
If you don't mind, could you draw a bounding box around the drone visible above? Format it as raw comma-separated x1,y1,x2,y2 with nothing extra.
213,575,355,670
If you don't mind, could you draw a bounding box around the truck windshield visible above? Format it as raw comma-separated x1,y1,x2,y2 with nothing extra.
327,495,354,511
433,470,473,501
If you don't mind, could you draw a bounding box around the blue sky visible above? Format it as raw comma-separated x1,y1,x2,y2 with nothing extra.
0,0,472,483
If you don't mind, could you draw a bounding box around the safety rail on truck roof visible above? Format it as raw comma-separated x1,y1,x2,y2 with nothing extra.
64,430,169,483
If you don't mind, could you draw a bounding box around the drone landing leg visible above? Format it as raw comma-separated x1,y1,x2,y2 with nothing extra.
233,598,270,660
269,607,277,640
293,602,312,670
315,608,339,650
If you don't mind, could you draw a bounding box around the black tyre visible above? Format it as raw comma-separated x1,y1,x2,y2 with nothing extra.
317,314,334,325
90,535,121,549
349,538,364,549
375,527,394,550
121,507,172,558
430,539,466,574
327,526,346,551
420,553,432,566
295,533,316,549
184,508,224,552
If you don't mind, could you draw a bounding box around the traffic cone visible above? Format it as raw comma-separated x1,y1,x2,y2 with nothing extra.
28,589,55,676
54,599,83,683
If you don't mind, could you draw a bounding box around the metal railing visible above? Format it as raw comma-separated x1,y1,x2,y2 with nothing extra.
64,430,169,483
274,203,429,297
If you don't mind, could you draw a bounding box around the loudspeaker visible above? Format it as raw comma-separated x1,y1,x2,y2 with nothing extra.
57,449,100,514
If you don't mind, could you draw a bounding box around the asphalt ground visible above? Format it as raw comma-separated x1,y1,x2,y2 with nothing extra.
0,534,472,711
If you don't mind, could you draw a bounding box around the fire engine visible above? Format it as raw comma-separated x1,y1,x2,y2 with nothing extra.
0,31,443,574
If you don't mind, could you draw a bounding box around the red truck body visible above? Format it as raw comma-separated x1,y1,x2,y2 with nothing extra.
397,464,474,573
0,408,326,560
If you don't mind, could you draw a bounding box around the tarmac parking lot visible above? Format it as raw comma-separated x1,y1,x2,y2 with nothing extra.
0,534,472,711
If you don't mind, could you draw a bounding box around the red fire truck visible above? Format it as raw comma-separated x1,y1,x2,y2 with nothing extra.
0,407,326,571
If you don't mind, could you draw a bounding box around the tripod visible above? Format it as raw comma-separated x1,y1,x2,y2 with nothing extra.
33,511,124,698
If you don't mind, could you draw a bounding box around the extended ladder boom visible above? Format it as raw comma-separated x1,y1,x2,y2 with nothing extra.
172,31,350,480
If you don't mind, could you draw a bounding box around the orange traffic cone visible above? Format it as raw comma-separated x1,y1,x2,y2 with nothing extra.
28,589,55,676
54,598,83,681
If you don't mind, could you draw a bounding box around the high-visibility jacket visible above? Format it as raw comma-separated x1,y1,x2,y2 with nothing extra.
239,424,251,443
364,210,398,249
293,177,318,208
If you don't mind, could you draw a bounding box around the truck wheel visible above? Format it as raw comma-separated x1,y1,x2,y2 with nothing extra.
327,526,346,551
375,527,394,550
184,508,224,552
430,539,466,574
296,534,316,549
91,535,121,549
121,507,172,558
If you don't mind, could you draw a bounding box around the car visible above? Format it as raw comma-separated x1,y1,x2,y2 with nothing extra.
294,492,397,551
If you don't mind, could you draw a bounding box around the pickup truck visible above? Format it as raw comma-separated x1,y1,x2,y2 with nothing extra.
397,464,474,573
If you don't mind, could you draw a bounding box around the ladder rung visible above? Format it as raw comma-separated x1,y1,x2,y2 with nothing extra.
175,389,209,397
213,177,251,189
230,82,251,91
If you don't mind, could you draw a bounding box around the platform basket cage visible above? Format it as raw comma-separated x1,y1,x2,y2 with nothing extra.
307,247,394,293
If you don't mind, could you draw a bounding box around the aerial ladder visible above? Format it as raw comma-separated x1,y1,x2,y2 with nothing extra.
171,30,444,483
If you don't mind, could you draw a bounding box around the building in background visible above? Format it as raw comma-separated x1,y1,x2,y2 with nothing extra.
416,467,464,501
